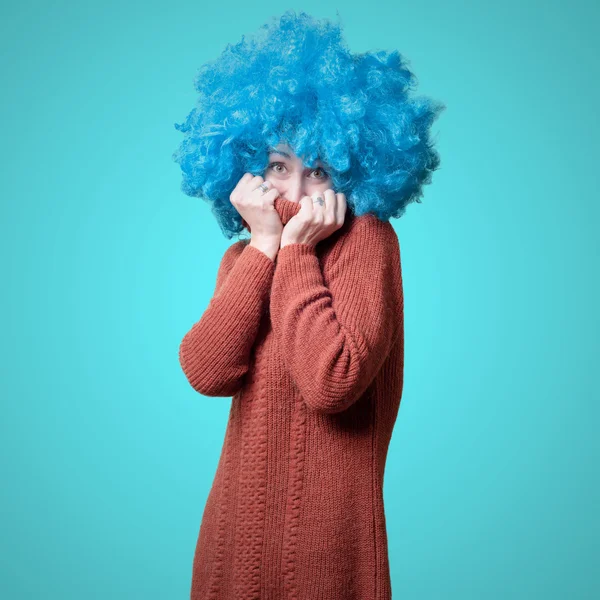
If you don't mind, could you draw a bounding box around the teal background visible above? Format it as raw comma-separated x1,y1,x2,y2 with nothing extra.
2,1,598,598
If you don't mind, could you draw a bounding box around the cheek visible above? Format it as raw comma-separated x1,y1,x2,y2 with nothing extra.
265,177,285,194
309,182,331,194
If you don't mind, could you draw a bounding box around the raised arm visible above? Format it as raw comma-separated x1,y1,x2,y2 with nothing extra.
269,215,403,414
179,240,275,397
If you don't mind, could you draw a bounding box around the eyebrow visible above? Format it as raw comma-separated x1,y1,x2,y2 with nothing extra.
267,148,292,159
267,148,327,170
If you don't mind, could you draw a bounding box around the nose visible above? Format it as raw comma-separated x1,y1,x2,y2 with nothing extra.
282,173,305,204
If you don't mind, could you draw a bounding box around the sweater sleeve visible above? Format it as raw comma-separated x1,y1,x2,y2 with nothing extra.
269,216,403,414
179,241,275,397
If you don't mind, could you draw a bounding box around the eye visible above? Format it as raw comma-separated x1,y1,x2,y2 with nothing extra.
311,167,329,180
267,162,329,179
267,162,286,173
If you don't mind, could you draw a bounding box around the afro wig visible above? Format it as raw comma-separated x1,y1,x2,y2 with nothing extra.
172,9,446,239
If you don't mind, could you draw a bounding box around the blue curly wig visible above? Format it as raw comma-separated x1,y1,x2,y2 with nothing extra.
172,9,445,239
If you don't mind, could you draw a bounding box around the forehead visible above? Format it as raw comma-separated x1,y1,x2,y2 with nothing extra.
268,144,324,167
268,143,295,158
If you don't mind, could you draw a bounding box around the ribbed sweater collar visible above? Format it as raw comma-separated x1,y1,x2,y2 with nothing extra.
242,196,355,232
242,197,302,232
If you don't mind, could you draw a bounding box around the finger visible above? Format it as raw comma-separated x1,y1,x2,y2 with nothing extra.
262,185,281,206
323,189,337,222
299,195,313,219
230,172,254,201
252,179,272,195
253,180,281,207
335,193,347,223
310,191,324,219
248,175,265,192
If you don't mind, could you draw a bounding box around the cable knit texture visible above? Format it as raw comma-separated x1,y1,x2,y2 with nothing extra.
179,197,405,600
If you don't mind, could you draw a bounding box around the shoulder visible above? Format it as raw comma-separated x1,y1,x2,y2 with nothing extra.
340,213,399,255
322,214,399,279
226,238,250,256
350,212,396,235
219,238,249,270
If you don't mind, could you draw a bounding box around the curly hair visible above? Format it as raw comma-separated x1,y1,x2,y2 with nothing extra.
172,9,446,239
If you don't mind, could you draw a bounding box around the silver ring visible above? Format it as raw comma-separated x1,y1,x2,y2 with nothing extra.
313,197,325,206
258,182,270,194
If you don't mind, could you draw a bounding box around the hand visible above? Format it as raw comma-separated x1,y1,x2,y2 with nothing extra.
230,173,283,241
280,189,347,249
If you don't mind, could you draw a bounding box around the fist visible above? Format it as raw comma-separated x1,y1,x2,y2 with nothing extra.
281,189,347,249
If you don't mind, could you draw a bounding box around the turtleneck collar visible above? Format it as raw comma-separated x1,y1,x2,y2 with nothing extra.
241,197,305,232
241,196,355,233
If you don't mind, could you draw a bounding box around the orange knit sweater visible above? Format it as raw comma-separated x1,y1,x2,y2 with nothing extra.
179,197,405,600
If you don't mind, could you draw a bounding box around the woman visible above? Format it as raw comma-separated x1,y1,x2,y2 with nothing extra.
173,10,444,600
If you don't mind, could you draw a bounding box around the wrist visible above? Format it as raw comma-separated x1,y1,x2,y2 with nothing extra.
280,238,315,250
249,237,280,261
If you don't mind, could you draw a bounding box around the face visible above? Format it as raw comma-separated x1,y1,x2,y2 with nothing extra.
263,143,331,203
